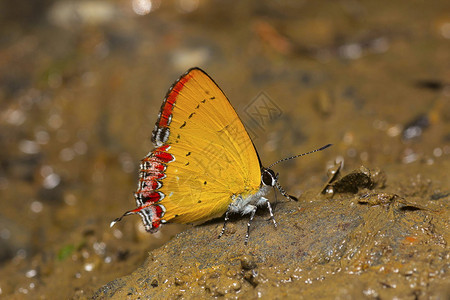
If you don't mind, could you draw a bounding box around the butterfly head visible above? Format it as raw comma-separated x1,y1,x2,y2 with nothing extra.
260,144,333,202
261,168,277,187
261,167,298,201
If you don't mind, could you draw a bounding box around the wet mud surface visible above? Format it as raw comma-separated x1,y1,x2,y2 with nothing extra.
0,0,449,299
94,164,449,299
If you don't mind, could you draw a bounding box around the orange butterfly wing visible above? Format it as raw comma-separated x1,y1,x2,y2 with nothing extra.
129,68,262,231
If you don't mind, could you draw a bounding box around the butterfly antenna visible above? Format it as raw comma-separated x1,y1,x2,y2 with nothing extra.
268,144,332,169
269,144,332,201
110,210,136,228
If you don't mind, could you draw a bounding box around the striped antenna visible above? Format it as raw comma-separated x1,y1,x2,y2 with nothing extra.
268,144,332,169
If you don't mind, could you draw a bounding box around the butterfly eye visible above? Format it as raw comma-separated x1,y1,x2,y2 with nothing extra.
261,168,276,186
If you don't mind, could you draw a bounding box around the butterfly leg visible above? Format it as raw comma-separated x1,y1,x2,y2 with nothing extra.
266,200,277,228
257,195,277,228
218,208,232,239
269,187,279,227
245,206,257,245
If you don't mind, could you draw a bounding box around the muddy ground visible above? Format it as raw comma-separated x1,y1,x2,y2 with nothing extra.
0,0,449,299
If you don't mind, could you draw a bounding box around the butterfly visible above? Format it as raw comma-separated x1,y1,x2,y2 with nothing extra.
111,68,331,244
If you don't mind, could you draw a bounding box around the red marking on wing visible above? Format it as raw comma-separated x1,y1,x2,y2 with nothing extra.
152,163,165,172
152,222,160,229
158,73,192,128
152,145,174,162
154,151,174,163
142,160,166,173
140,171,165,182
135,145,174,211
134,203,165,233
147,179,159,190
151,204,165,230
154,204,164,215
139,191,163,204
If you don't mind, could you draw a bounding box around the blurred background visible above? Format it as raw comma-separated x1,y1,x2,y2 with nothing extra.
0,0,449,298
